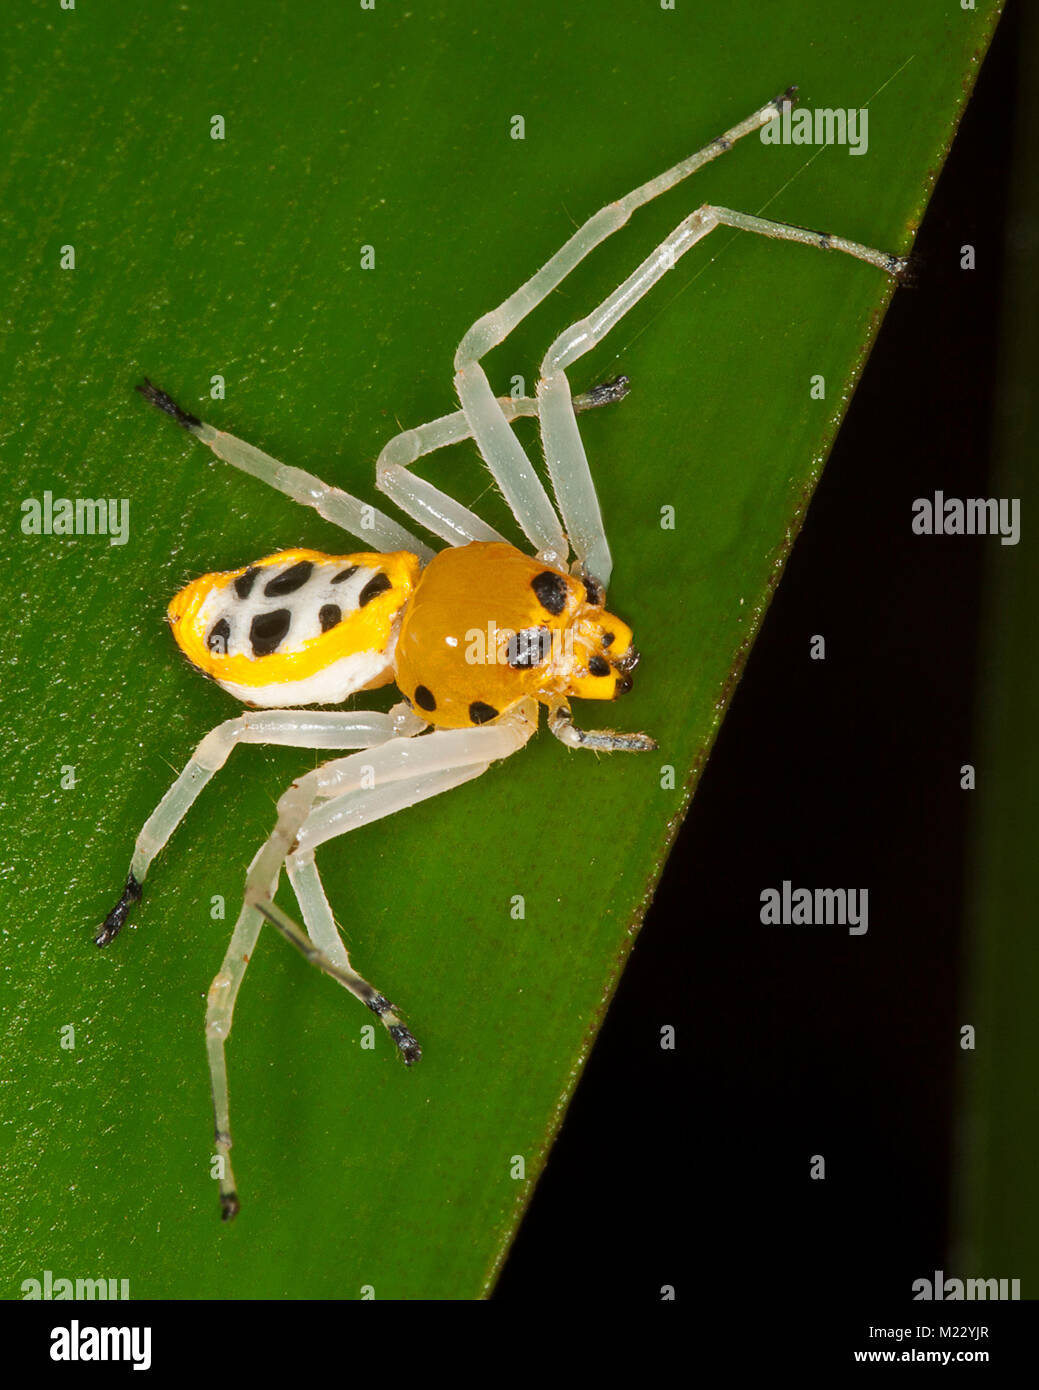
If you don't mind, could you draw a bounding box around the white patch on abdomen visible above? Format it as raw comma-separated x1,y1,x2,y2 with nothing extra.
216,648,393,707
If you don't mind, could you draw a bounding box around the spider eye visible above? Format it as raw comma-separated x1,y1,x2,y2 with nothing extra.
507,626,553,669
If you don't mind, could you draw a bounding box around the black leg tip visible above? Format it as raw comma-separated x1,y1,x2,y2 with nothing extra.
220,1192,240,1222
585,375,631,407
95,872,143,947
776,84,799,108
891,251,919,286
389,1024,422,1067
368,995,422,1064
136,378,202,431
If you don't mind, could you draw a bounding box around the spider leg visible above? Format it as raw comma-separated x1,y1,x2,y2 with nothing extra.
137,378,626,556
135,379,434,559
205,862,269,1221
547,702,657,754
452,369,568,566
286,852,421,1058
374,383,630,547
205,704,537,1219
96,708,403,946
451,90,797,569
536,202,906,589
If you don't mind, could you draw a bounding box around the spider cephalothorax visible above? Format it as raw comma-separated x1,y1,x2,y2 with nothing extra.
394,541,640,730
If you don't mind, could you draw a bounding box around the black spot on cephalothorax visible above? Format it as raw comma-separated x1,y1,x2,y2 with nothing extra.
264,560,314,596
469,701,499,725
601,631,615,648
581,575,603,607
234,566,260,599
531,570,568,616
319,604,342,633
359,572,392,606
588,655,610,678
414,685,436,712
507,626,552,669
250,609,292,656
332,565,359,585
207,618,230,654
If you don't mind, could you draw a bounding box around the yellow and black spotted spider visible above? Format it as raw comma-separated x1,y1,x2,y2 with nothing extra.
98,88,908,1219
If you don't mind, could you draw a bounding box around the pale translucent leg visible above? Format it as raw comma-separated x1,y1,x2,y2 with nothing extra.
374,383,630,548
205,861,269,1221
451,90,797,566
203,704,537,1218
286,851,427,1047
452,368,568,564
282,764,492,1046
96,708,402,946
538,371,612,588
139,378,627,557
136,380,435,560
244,708,537,909
547,700,657,754
538,202,907,587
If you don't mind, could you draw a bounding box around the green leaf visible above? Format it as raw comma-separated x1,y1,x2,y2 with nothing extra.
1,0,1002,1299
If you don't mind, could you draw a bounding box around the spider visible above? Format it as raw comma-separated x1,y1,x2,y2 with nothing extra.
97,88,907,1220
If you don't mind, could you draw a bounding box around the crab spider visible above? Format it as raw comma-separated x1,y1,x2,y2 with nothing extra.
98,87,908,1220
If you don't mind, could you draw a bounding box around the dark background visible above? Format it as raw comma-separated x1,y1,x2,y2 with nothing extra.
497,5,1019,1303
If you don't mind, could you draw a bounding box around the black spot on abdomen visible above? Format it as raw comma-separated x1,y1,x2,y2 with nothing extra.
332,565,359,585
207,617,230,653
359,573,392,606
588,655,610,677
319,604,342,633
414,685,436,711
264,560,314,596
234,567,260,599
469,701,499,725
250,609,292,656
531,570,568,616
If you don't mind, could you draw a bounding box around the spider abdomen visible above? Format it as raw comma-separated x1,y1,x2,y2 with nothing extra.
168,547,421,707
